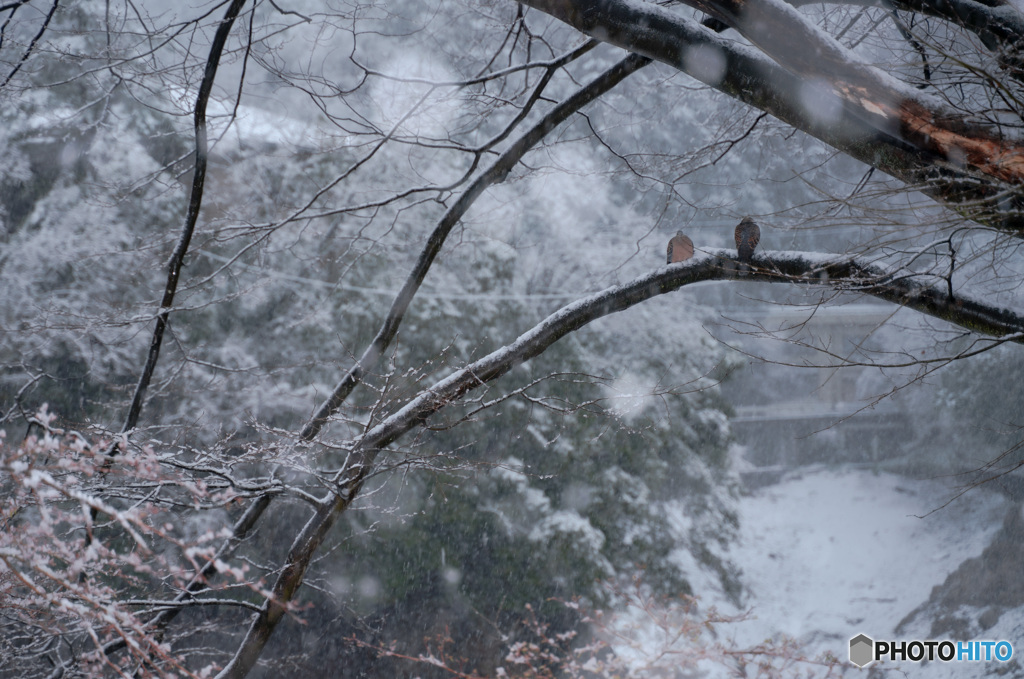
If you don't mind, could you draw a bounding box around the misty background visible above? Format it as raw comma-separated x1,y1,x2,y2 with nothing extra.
1,0,1023,676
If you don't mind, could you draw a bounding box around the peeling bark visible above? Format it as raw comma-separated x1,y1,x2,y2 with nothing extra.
517,0,1024,233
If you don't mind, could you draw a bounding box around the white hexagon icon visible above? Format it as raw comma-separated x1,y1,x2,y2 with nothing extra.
849,633,874,668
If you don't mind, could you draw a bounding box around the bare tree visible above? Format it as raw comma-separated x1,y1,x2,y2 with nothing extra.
1,0,1023,676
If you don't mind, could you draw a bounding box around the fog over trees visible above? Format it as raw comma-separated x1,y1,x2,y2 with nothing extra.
1,0,1022,677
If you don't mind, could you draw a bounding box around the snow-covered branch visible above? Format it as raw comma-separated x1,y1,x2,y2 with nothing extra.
517,0,1024,234
790,0,1024,52
220,245,1024,677
347,247,1024,459
0,418,240,678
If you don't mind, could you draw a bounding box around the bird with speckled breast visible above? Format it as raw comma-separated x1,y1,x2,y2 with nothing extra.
734,217,760,274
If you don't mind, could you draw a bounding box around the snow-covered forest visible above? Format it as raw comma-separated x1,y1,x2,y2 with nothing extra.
1,0,1023,677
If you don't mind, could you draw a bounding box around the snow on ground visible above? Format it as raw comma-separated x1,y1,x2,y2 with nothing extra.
711,468,1013,676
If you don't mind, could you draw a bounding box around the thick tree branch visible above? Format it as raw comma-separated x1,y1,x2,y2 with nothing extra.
220,247,1024,678
681,0,1024,179
517,0,1024,233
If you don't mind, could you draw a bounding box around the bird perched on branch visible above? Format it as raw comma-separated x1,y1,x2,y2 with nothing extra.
734,217,760,274
667,231,694,264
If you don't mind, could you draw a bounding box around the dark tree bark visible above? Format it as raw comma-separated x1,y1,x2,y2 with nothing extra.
122,0,249,435
517,0,1024,234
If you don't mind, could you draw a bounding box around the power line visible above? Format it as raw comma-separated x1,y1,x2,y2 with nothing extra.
197,248,584,301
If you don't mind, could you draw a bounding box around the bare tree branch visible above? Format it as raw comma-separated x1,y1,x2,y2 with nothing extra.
83,45,653,674
299,50,653,441
120,0,249,435
220,246,1024,678
0,0,58,89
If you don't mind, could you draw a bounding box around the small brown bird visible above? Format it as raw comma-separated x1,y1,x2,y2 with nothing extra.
734,217,760,272
667,231,694,264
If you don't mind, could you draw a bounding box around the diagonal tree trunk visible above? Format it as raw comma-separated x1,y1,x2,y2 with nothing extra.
218,245,1024,678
